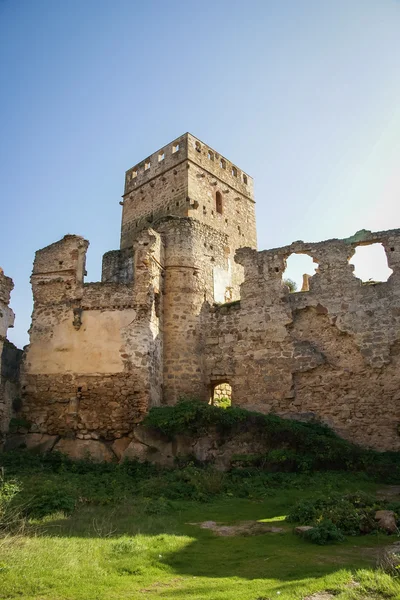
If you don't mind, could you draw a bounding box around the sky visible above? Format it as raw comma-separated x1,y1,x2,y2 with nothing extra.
1,0,400,347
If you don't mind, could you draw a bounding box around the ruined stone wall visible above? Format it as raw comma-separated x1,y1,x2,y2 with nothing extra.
0,269,19,439
204,229,400,451
101,247,134,283
155,216,246,405
20,230,164,443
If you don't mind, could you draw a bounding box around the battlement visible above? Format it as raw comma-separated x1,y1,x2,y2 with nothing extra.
123,133,253,199
186,133,253,200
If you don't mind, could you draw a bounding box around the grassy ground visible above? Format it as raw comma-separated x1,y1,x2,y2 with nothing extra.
0,459,399,600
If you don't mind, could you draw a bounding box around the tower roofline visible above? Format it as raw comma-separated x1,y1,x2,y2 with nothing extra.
124,132,253,178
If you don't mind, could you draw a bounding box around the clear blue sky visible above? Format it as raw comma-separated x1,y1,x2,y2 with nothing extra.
1,0,400,347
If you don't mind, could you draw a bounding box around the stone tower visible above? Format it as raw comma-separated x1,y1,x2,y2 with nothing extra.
118,133,257,403
120,133,257,302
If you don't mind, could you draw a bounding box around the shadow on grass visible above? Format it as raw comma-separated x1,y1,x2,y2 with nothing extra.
27,499,389,584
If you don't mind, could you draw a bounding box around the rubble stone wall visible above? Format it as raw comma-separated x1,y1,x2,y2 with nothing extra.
0,269,19,439
20,229,164,441
204,228,400,451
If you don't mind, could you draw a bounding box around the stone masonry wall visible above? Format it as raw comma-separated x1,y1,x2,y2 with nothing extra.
20,229,164,443
204,228,400,451
157,217,236,404
0,268,19,440
120,133,257,304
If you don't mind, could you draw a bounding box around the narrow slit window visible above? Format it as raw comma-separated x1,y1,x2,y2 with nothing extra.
232,166,238,177
220,159,226,170
158,152,165,162
242,174,248,184
131,170,138,180
145,159,151,171
216,191,223,214
172,143,180,153
208,150,214,161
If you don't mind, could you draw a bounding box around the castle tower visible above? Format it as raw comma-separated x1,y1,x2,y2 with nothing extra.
120,134,257,403
121,133,257,302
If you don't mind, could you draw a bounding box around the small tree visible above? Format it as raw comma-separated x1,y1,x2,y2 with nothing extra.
283,278,297,293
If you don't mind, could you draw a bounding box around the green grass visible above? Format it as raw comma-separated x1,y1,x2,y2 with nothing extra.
0,456,399,600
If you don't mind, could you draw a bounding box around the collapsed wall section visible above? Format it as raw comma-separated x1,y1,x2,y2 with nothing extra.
204,229,400,451
19,230,164,445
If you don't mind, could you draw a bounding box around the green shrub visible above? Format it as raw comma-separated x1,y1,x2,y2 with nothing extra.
0,475,20,526
25,487,77,518
303,519,346,545
141,496,174,515
213,396,231,409
287,492,381,536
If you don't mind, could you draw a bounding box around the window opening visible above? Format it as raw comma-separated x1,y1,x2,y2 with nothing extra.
349,243,392,282
144,159,151,171
208,150,214,161
232,166,237,177
242,173,248,184
131,170,138,180
220,158,226,170
216,191,223,214
195,141,201,153
172,143,180,153
283,253,319,292
158,151,165,162
209,382,232,408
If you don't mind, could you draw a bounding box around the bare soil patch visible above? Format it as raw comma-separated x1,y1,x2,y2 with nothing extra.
189,520,284,536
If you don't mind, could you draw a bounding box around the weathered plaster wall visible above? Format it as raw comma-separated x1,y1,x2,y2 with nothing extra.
204,229,400,451
20,229,164,442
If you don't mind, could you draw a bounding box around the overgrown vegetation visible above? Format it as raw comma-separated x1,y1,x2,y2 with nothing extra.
288,492,400,544
1,401,400,598
0,471,20,527
212,395,231,408
143,398,400,481
0,456,398,599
